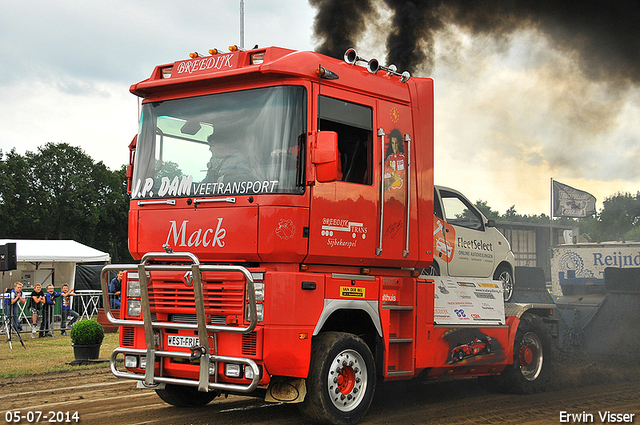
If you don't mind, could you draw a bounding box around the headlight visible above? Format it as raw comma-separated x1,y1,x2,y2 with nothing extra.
127,279,141,297
253,282,264,302
246,303,263,323
247,274,264,302
127,299,141,317
225,363,241,378
125,355,138,368
244,365,255,380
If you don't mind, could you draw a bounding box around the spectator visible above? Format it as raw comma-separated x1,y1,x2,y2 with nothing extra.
28,283,45,338
60,283,79,336
42,284,61,337
9,282,26,332
109,271,123,309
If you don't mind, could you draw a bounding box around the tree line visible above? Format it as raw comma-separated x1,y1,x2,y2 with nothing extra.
2,142,638,264
0,143,131,263
475,194,640,243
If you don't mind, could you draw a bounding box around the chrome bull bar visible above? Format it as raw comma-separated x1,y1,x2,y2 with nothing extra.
109,347,260,393
101,252,259,393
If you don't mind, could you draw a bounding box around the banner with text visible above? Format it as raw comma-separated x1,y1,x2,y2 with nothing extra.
553,180,596,218
433,277,505,326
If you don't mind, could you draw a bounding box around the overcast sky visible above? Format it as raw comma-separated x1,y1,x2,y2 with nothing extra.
1,1,638,216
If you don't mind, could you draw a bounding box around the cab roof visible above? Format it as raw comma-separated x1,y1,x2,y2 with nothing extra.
130,46,431,103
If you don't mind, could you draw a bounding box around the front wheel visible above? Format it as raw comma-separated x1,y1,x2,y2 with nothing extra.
156,384,219,407
420,261,440,277
494,265,514,302
299,332,376,425
494,313,552,394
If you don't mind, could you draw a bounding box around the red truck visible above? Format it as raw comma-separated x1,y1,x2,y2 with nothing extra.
101,45,555,424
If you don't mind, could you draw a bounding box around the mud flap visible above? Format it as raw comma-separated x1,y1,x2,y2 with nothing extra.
265,377,307,403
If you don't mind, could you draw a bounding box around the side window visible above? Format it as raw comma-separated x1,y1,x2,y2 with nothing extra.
319,96,372,185
440,191,484,231
434,188,443,219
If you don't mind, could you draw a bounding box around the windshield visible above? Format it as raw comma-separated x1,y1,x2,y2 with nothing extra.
131,86,306,200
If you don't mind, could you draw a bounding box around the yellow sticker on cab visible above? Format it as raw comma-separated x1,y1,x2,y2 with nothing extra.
340,286,365,298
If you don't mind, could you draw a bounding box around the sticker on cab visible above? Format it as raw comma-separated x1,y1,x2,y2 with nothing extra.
340,286,365,298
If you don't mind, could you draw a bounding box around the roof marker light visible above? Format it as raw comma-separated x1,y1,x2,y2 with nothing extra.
161,67,173,79
209,48,220,55
316,66,339,80
250,52,265,65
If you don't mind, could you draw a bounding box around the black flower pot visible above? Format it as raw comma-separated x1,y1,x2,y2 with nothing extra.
72,344,101,360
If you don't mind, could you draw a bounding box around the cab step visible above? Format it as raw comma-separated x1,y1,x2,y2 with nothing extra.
387,370,413,376
389,338,413,343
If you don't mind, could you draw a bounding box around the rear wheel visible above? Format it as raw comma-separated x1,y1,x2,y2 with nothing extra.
495,313,552,394
156,384,219,407
494,265,514,302
299,332,376,425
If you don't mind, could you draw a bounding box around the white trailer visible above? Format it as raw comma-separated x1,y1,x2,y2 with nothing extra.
551,242,640,295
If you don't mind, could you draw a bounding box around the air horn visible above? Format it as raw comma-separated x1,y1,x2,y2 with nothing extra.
343,48,411,82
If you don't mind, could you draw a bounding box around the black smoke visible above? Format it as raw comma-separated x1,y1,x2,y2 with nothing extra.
310,0,640,85
308,0,375,60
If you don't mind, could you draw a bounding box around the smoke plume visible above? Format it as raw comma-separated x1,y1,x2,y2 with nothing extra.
309,0,375,60
310,0,640,85
310,0,640,214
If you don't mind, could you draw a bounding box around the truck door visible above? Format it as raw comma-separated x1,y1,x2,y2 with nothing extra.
307,89,416,266
306,91,379,264
438,188,495,277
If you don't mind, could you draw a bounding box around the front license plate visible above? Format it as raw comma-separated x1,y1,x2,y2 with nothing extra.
167,335,199,348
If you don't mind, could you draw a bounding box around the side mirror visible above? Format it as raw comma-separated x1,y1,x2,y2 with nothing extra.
126,135,137,194
312,131,342,182
486,219,496,228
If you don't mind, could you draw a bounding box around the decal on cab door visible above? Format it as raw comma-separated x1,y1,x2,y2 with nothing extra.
321,217,368,249
434,217,455,262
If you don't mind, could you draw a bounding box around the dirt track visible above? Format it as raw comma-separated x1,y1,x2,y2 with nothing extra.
1,356,639,425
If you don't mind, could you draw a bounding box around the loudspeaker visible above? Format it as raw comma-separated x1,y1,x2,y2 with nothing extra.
1,243,17,271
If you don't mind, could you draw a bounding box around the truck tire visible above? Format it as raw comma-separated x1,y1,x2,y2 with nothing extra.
494,265,514,302
155,384,219,407
495,313,552,394
299,332,376,425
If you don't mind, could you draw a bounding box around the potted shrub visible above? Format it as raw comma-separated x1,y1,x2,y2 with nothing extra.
70,320,105,360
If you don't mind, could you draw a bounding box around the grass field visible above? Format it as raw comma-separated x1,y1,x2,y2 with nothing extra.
0,326,120,378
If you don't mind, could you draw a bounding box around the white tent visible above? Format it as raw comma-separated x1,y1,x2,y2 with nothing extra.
0,239,110,291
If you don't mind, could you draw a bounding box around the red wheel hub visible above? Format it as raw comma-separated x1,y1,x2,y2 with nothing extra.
337,367,356,394
519,345,534,366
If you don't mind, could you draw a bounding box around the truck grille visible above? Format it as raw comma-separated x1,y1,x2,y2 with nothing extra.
148,271,245,319
170,313,197,323
242,332,257,356
122,326,135,347
166,314,226,324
